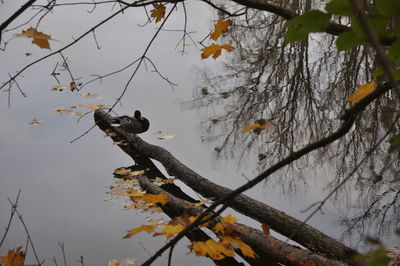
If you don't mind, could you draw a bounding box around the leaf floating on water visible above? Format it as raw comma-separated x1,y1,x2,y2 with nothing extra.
53,108,73,114
240,120,271,133
29,119,42,125
79,92,98,98
347,80,376,104
158,133,179,140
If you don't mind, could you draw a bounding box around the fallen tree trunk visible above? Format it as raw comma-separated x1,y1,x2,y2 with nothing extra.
139,175,347,266
94,109,363,266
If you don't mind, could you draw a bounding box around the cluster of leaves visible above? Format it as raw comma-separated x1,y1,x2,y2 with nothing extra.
123,213,256,260
285,0,400,57
201,19,235,59
108,174,256,261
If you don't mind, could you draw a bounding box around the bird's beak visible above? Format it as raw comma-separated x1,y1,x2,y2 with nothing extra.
139,117,144,120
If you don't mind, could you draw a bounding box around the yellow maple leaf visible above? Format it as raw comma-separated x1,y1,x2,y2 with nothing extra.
210,19,233,41
16,27,52,50
123,224,157,238
138,193,168,205
155,224,185,239
0,246,25,266
151,4,166,23
222,214,237,224
240,121,271,133
220,236,257,258
201,44,234,59
127,189,169,205
185,198,213,208
189,239,234,260
114,167,132,175
347,80,376,104
212,222,224,233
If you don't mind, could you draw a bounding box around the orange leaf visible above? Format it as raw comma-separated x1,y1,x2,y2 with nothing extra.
347,80,376,104
16,27,52,49
201,44,234,59
261,224,270,235
151,4,166,23
0,246,25,266
240,121,271,133
210,19,233,41
123,224,157,238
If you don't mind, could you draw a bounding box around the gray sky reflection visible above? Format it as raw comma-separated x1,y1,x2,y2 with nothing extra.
0,1,345,265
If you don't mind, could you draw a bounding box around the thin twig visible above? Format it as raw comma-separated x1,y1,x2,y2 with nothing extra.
0,0,37,43
8,198,43,265
58,242,67,266
0,190,21,248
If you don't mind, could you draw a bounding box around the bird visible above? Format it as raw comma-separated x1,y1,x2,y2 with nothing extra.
111,110,150,136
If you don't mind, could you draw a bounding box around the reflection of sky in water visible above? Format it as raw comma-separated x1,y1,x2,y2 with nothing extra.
0,2,384,265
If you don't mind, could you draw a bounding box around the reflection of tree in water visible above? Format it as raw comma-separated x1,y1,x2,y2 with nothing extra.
188,0,400,242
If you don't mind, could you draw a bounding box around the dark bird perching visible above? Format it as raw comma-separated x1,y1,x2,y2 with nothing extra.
111,110,150,136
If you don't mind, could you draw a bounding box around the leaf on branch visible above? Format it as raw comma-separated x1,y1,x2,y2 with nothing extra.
16,27,53,50
114,167,132,176
154,224,185,239
325,0,353,16
284,10,331,43
184,198,213,208
105,130,118,137
376,0,400,16
240,120,271,133
389,135,400,153
346,80,376,104
152,177,175,186
201,44,234,59
127,188,168,205
123,224,158,238
261,224,270,235
113,140,128,146
151,4,166,23
210,19,233,41
189,239,234,260
0,246,25,266
220,236,257,258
